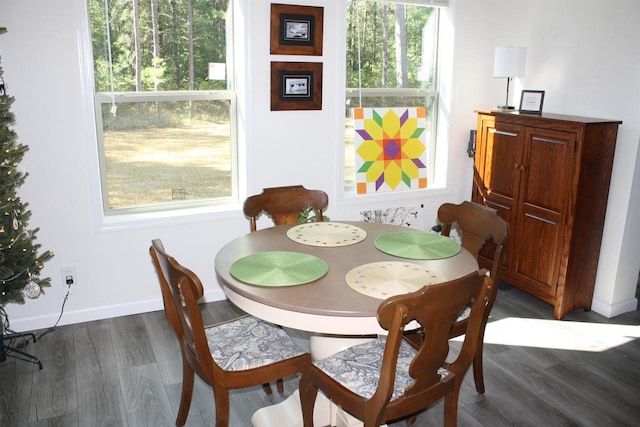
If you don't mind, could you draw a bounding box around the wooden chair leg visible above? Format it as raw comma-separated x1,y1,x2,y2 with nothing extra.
277,378,284,393
443,393,457,427
299,375,318,427
213,388,231,427
472,346,486,394
176,360,195,426
443,381,462,427
261,383,273,395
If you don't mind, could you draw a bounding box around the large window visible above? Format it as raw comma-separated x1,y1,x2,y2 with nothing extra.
89,0,236,215
345,0,439,193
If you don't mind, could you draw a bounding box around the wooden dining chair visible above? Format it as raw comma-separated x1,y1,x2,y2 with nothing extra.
243,185,329,231
149,239,311,426
299,272,492,427
437,200,509,394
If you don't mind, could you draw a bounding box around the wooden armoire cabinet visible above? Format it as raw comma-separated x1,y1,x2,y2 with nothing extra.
472,110,622,319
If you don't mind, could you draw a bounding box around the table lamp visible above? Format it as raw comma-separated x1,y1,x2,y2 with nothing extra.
493,46,527,109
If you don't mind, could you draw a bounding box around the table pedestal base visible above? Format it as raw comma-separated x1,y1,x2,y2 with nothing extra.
251,389,387,427
309,335,375,361
252,335,387,427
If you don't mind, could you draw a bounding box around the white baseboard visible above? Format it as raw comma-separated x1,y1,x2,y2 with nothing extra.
8,288,227,332
11,291,637,331
591,296,639,318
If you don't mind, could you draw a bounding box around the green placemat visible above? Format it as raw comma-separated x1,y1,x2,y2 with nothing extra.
230,251,328,287
375,231,461,260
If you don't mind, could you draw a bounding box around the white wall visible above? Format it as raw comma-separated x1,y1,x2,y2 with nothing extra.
0,0,637,331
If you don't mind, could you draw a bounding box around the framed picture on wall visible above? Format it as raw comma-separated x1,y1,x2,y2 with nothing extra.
271,62,323,111
519,90,545,114
270,4,324,56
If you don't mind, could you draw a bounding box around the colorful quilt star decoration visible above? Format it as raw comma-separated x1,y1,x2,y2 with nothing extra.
353,107,428,194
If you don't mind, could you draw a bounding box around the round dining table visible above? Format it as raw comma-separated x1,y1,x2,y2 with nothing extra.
214,221,479,427
215,221,478,356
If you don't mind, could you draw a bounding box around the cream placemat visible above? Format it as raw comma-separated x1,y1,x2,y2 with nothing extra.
287,222,367,247
375,231,461,259
345,261,443,299
230,251,328,287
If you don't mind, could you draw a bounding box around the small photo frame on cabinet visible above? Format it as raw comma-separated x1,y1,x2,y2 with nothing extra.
519,90,545,114
270,4,324,56
271,61,323,111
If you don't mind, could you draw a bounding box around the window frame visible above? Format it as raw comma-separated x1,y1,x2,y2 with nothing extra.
76,0,243,231
342,3,444,199
94,90,239,216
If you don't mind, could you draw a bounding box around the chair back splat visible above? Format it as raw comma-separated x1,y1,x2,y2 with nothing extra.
299,272,492,427
243,185,329,231
438,200,508,281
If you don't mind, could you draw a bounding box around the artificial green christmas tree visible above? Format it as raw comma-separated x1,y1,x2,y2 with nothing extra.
0,26,54,366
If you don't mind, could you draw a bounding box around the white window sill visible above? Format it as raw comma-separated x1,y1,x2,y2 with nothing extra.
95,202,243,232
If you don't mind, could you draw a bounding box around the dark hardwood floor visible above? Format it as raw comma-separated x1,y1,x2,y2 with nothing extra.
1,284,639,426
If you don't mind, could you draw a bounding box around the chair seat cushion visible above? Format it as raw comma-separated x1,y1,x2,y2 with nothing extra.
312,338,449,400
205,316,305,371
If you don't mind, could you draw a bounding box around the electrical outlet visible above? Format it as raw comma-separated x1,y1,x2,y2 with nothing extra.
60,265,78,286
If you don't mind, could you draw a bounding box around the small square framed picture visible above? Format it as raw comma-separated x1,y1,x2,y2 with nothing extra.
519,90,545,114
270,4,324,56
271,61,323,111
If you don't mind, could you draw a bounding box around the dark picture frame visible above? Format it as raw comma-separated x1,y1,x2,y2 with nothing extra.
519,90,545,114
271,62,323,111
270,4,324,56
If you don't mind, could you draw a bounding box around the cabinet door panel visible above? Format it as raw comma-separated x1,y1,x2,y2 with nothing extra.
474,119,523,272
514,211,563,296
512,128,576,295
522,130,576,213
484,125,523,205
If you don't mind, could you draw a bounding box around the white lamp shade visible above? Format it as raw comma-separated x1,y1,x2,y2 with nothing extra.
493,46,527,78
